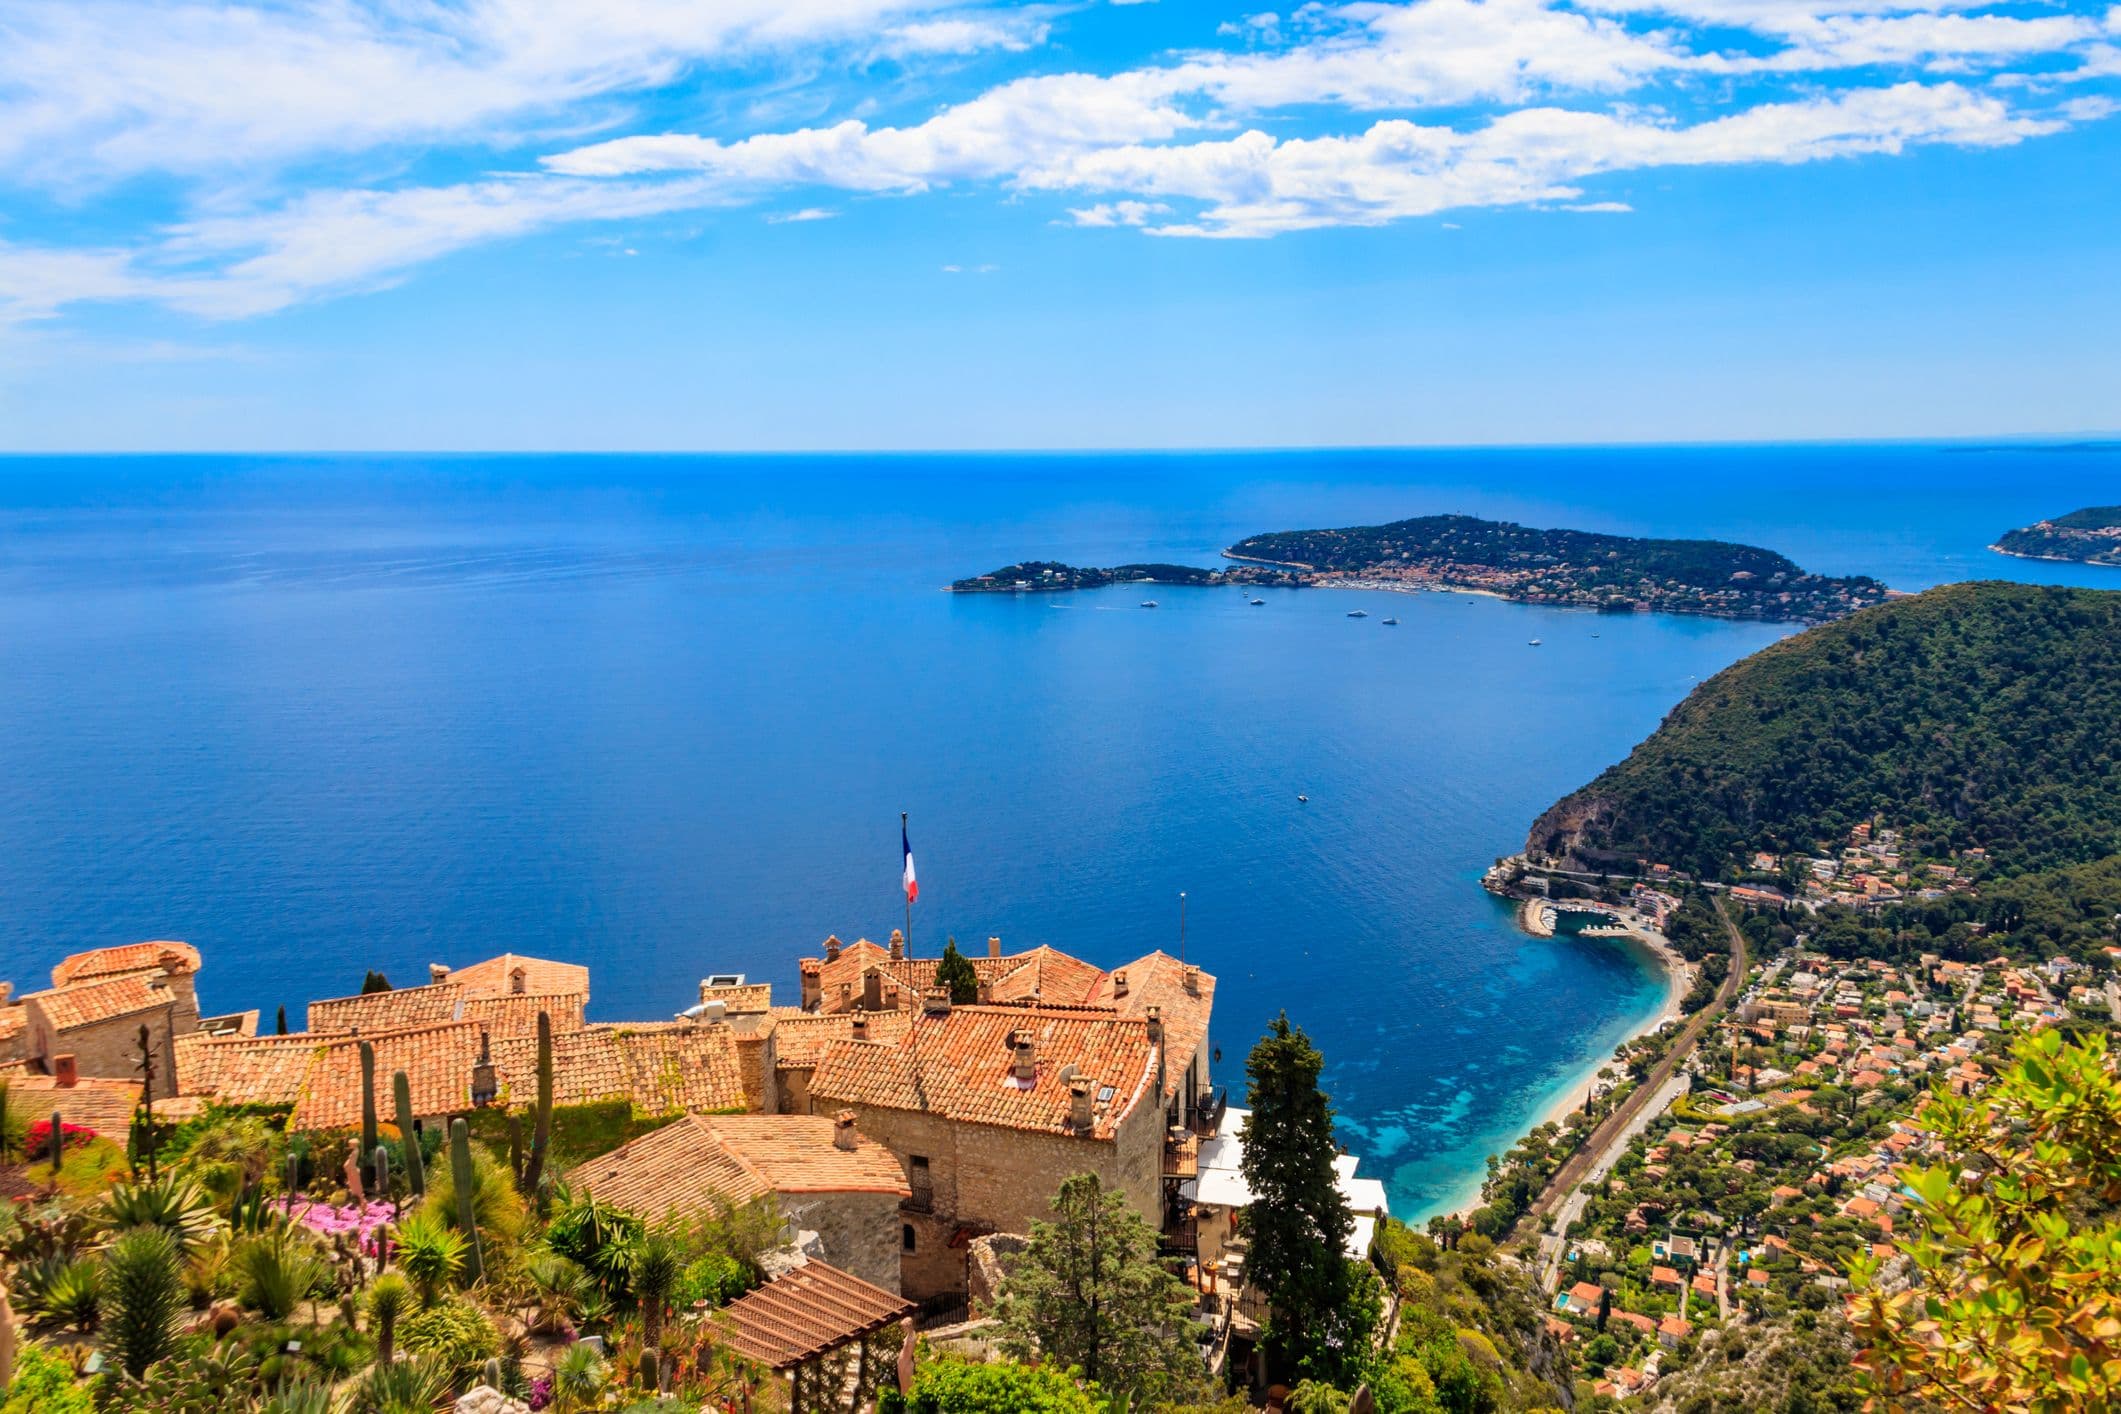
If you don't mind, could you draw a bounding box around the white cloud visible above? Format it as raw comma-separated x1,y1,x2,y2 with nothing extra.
1564,199,1633,210
882,13,1054,53
765,206,841,221
1066,199,1174,224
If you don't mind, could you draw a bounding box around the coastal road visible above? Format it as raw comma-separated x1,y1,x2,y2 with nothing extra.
1511,898,1750,1252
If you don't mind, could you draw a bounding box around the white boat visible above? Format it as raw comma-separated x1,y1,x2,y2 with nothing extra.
1347,609,1368,619
1250,598,1265,606
1141,600,1158,609
1382,617,1398,625
1528,638,1542,646
1297,793,1309,803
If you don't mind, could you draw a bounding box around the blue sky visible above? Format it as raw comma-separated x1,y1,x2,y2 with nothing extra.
1,0,2116,449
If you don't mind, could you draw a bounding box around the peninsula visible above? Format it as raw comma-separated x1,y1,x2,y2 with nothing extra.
955,514,1890,624
1991,504,2121,565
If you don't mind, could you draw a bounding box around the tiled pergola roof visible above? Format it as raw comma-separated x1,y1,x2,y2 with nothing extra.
712,1261,913,1371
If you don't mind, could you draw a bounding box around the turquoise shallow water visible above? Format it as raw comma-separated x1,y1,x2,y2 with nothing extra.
0,445,2114,1220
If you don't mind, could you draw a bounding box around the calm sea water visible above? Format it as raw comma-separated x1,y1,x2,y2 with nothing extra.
1,445,2115,1219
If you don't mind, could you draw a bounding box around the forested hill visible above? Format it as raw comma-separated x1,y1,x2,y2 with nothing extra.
1225,514,1888,623
1993,505,2121,566
1528,582,2121,878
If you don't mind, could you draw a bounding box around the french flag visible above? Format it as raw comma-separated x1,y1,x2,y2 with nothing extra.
902,819,919,904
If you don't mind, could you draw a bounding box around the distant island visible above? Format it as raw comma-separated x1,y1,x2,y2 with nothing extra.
1992,505,2121,566
954,514,1889,623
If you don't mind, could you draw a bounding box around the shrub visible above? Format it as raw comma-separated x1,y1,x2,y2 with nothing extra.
0,1341,97,1414
882,1359,1102,1412
674,1251,750,1308
399,1299,500,1381
234,1229,329,1321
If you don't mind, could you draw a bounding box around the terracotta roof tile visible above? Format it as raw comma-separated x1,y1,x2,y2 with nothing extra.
309,983,464,1035
809,1004,1156,1140
489,1023,748,1115
460,993,586,1037
1090,952,1215,1099
51,941,200,987
772,1010,913,1069
0,1071,143,1137
986,946,1108,1007
711,1261,914,1371
0,1007,24,1042
175,1031,325,1106
566,1113,908,1219
21,973,179,1031
698,983,773,1015
293,1022,482,1130
449,954,589,1001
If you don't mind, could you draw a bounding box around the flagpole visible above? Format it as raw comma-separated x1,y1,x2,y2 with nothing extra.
903,811,912,952
1179,891,1187,964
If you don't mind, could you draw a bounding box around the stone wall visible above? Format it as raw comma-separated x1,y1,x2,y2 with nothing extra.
779,1189,905,1294
27,1009,182,1100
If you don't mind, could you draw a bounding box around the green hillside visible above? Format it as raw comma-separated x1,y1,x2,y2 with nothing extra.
1527,581,2121,878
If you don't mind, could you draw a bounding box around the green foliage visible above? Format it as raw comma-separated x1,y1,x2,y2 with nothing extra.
346,1352,453,1414
1240,1013,1361,1384
29,1257,102,1331
366,1272,414,1366
392,1074,425,1200
0,1341,96,1414
1535,583,2121,877
398,1299,500,1381
103,1336,261,1413
103,1174,223,1251
467,1100,677,1176
934,938,981,1005
99,1225,186,1378
673,1251,748,1309
549,1340,609,1413
393,1210,468,1305
629,1231,684,1348
994,1171,1205,1402
884,1357,1102,1412
544,1189,645,1299
1852,1028,2121,1411
1996,506,2121,565
360,970,392,994
233,1229,329,1321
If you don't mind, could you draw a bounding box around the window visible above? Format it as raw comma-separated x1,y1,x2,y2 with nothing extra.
903,1224,916,1252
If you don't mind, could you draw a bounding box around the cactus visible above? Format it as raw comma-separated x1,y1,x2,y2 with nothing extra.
373,1144,391,1200
506,1114,523,1188
448,1118,484,1285
482,1356,503,1390
639,1348,659,1393
48,1110,62,1175
392,1072,424,1198
521,1011,554,1202
358,1041,379,1171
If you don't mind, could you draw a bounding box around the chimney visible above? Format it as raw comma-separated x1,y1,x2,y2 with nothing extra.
429,963,450,985
1068,1077,1094,1131
976,979,994,1004
0,982,13,1005
1183,965,1201,995
53,1054,78,1088
825,935,843,963
839,982,852,1006
470,1030,497,1106
157,950,185,976
987,936,1002,959
889,929,904,961
1112,970,1129,999
884,986,900,1010
1010,1030,1037,1083
833,1109,859,1152
851,1014,870,1041
1145,1005,1163,1046
702,999,727,1026
922,985,951,1018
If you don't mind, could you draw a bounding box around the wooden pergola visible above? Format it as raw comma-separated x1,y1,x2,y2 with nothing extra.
712,1261,916,1414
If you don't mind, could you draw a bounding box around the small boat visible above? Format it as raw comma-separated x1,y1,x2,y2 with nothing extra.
1250,598,1265,606
1347,609,1368,619
1528,638,1542,646
1141,600,1158,609
1297,794,1309,803
1382,617,1399,626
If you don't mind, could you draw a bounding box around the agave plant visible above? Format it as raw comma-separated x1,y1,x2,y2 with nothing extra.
27,1255,102,1332
100,1225,186,1377
257,1376,336,1414
103,1175,224,1252
234,1228,329,1322
549,1339,608,1414
346,1351,452,1414
525,1250,587,1334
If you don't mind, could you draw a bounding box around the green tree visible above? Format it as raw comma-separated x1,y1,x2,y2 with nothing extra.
1852,1028,2121,1411
885,1358,1100,1413
994,1172,1204,1401
934,938,980,1005
1240,1013,1362,1385
360,970,392,994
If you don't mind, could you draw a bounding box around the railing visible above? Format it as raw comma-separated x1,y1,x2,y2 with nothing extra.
903,1190,933,1214
915,1297,970,1331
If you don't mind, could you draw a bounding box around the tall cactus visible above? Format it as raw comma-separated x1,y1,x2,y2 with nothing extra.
358,1041,379,1176
47,1110,62,1175
521,1010,554,1202
448,1118,484,1284
373,1145,391,1201
392,1072,424,1198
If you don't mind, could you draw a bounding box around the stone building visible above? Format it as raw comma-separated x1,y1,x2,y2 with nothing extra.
567,1111,911,1293
17,942,204,1099
804,993,1165,1299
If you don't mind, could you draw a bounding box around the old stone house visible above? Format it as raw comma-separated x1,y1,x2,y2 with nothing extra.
17,942,204,1099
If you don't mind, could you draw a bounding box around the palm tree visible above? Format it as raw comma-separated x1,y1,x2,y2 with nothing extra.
630,1232,684,1356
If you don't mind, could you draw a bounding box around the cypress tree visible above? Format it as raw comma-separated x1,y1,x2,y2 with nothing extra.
1240,1012,1358,1384
934,938,980,1005
274,1005,288,1036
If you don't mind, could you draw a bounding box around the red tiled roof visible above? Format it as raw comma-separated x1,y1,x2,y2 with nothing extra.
711,1261,913,1371
489,1023,748,1115
808,1004,1156,1140
566,1113,909,1219
293,1022,482,1130
175,1031,324,1106
309,983,463,1035
460,993,586,1037
772,1010,913,1069
1,1070,144,1137
51,941,200,987
21,973,178,1031
449,954,589,1001
985,946,1108,1007
1089,951,1214,1097
698,983,774,1015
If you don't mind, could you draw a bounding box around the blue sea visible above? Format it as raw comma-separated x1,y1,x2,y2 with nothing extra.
1,444,2115,1220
